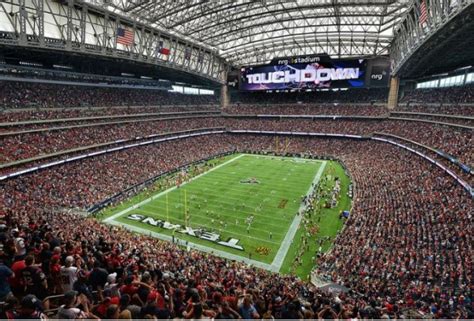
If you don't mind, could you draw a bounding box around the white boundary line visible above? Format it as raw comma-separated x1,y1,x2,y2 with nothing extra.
246,154,323,163
104,154,326,273
270,161,327,271
103,153,245,223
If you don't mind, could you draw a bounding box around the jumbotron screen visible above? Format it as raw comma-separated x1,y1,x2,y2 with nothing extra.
240,54,375,91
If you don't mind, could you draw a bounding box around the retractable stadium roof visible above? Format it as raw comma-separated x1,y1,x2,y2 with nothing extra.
84,0,411,66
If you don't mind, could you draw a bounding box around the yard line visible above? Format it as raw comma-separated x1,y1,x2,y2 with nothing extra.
144,198,292,224
189,176,315,191
244,154,323,163
182,183,311,195
103,154,245,223
136,208,286,239
145,204,290,227
270,160,328,272
127,209,282,245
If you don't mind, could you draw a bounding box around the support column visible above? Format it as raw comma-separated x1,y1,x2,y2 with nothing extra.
220,84,229,109
387,76,400,109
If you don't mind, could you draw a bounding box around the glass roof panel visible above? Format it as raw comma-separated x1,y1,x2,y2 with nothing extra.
83,0,411,66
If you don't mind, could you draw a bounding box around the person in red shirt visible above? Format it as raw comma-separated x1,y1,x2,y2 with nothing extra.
120,276,139,297
148,290,165,310
49,255,62,294
9,258,26,296
95,294,120,318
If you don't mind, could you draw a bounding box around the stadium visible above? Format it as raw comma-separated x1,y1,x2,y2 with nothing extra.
0,0,472,319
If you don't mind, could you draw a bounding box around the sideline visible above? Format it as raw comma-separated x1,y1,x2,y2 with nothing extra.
270,161,327,271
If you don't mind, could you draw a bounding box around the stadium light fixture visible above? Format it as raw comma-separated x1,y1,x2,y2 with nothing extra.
53,64,73,70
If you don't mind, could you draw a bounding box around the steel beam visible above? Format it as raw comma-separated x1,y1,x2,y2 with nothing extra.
0,0,226,83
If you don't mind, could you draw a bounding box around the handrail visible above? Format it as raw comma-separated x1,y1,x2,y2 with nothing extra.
224,114,472,129
222,113,388,120
388,116,473,130
373,132,472,175
390,111,474,120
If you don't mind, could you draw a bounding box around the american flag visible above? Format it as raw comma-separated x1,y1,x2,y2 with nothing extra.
116,27,134,46
419,0,428,25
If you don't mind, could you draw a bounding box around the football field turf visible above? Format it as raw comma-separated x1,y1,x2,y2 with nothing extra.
103,153,325,271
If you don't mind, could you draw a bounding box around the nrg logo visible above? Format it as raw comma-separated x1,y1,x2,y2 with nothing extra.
371,74,384,81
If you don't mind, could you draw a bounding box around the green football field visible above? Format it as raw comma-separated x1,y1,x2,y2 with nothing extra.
103,153,326,270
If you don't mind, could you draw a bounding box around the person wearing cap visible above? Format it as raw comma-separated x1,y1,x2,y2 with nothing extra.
57,290,98,320
14,294,47,320
0,294,18,319
104,272,120,297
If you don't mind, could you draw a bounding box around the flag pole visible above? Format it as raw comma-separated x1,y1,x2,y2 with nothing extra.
184,189,188,227
166,192,169,222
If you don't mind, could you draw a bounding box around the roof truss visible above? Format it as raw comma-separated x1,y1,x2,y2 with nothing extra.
85,0,411,66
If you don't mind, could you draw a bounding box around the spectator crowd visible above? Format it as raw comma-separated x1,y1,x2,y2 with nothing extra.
401,86,474,105
1,117,223,163
223,104,389,116
0,106,219,123
0,133,472,319
0,81,219,110
395,103,473,116
0,80,472,319
3,117,471,181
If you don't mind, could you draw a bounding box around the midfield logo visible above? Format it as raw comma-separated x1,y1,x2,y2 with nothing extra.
126,214,244,251
240,177,260,184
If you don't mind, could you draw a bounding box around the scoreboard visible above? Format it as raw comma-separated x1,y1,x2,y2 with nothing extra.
239,54,390,91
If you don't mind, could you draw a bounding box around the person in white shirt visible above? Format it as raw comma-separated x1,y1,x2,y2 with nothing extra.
12,230,26,260
60,256,78,292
